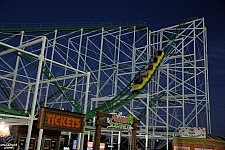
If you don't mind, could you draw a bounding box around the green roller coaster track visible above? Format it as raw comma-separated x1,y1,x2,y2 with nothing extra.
0,21,147,33
0,17,197,119
0,107,27,116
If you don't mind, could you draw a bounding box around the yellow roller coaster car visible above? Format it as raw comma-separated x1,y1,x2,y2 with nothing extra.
132,51,164,91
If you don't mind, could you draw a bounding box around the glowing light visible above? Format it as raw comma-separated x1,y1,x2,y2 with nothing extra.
5,126,9,131
0,123,10,136
0,124,5,131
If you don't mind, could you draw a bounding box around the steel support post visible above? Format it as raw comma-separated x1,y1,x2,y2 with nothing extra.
80,72,90,150
145,94,149,149
118,131,121,150
8,31,24,108
25,36,46,150
166,63,169,150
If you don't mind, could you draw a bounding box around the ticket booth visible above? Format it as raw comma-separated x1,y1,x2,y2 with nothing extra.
8,107,86,150
11,124,61,150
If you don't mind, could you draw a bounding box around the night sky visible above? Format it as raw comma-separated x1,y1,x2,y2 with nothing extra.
0,0,224,136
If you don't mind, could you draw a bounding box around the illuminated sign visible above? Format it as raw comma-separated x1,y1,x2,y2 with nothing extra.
107,114,133,130
38,107,85,133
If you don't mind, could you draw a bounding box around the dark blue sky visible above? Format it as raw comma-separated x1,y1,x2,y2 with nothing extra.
0,0,224,136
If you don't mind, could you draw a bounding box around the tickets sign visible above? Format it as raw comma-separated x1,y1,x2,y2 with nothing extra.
38,107,85,133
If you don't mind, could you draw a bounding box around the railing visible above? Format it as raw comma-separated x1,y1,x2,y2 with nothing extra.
0,21,147,33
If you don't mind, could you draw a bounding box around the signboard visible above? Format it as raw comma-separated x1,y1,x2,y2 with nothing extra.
87,142,105,150
38,107,85,133
99,143,105,150
174,146,190,150
87,142,94,150
107,114,133,130
178,127,206,138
